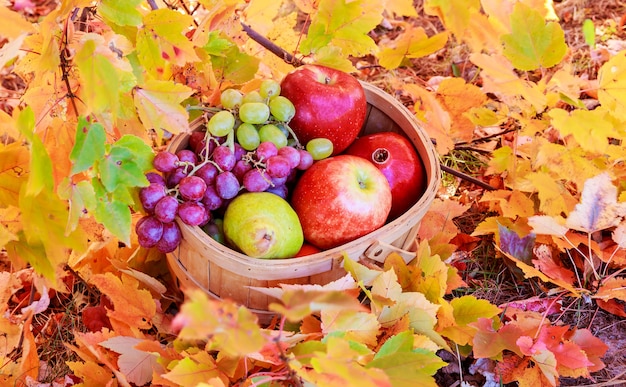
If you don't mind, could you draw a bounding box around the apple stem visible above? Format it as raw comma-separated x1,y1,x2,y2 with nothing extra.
372,148,389,164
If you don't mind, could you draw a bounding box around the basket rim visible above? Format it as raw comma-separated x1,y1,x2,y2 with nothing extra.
168,81,441,268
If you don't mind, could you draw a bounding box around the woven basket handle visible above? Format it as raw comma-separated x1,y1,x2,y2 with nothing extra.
363,240,416,264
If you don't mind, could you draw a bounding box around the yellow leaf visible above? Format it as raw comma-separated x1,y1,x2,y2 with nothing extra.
401,83,452,154
470,53,547,112
595,277,626,302
463,10,506,53
134,80,193,139
525,171,569,216
383,0,417,17
378,25,448,69
598,50,626,112
549,108,618,154
424,0,481,40
321,309,381,347
435,77,488,144
0,7,36,38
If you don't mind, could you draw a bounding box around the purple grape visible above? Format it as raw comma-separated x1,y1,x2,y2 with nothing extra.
265,155,291,178
271,175,289,186
232,160,253,182
278,146,301,169
215,171,240,199
188,131,206,154
139,183,166,213
266,184,288,199
178,175,207,201
233,143,246,161
154,195,179,223
136,216,164,248
201,185,224,210
195,163,219,186
256,142,278,161
196,139,215,160
146,172,166,186
153,151,179,173
176,149,198,165
166,167,188,188
243,169,271,192
212,146,236,171
178,201,210,226
156,221,182,253
297,149,314,170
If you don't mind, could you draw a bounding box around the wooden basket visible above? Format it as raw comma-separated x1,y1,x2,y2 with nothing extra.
165,82,440,322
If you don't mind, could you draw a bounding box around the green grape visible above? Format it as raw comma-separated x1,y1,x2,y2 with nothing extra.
306,138,333,160
269,96,296,122
235,123,261,151
259,79,281,99
259,124,288,148
239,102,270,125
207,110,235,137
275,123,290,138
242,90,264,104
220,89,243,109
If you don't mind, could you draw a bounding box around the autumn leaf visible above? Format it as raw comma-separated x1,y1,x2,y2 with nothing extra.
498,223,535,264
565,172,626,233
0,142,29,208
501,2,567,71
70,117,106,175
367,331,446,387
438,295,501,345
133,80,194,138
321,309,381,348
595,277,626,303
548,108,619,154
424,0,481,40
100,336,158,386
161,353,226,387
378,24,448,69
98,0,143,27
471,318,524,358
598,50,626,111
382,0,417,17
0,6,36,38
300,0,383,58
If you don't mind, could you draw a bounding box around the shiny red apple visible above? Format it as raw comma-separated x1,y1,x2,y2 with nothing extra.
280,64,367,155
290,155,392,250
344,132,426,220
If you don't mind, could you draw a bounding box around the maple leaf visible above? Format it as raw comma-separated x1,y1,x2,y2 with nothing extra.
480,190,536,219
549,108,619,154
501,2,566,71
435,77,488,144
438,295,501,345
17,313,39,384
424,0,481,40
533,244,577,287
417,198,470,241
321,309,381,348
133,80,194,139
595,277,626,303
100,336,159,386
528,215,568,238
171,289,265,357
598,50,626,111
161,353,226,387
90,272,156,331
471,318,524,359
0,142,29,208
378,24,448,69
300,0,383,58
565,172,626,233
98,0,143,27
382,0,416,17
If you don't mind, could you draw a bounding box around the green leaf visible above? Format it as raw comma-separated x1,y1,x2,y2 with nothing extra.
374,331,414,358
58,178,96,235
99,146,147,192
450,295,501,326
99,0,143,27
93,179,132,245
70,117,106,175
17,107,53,197
301,0,383,57
75,38,121,116
501,2,567,71
202,31,234,56
582,19,595,48
211,45,260,84
113,134,154,172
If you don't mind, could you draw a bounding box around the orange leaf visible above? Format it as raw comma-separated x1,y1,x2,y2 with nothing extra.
435,77,487,144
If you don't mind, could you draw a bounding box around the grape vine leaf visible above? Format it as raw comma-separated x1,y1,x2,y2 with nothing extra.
99,135,152,192
133,80,194,138
300,0,383,58
99,336,158,386
17,107,53,197
378,24,448,69
565,173,626,233
70,117,106,175
501,2,567,71
0,6,36,38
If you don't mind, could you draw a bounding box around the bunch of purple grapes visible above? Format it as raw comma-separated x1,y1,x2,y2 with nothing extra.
135,82,321,253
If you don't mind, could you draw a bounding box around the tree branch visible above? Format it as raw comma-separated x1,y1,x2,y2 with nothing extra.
240,22,303,67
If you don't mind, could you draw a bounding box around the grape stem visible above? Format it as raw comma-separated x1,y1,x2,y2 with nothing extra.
281,122,303,149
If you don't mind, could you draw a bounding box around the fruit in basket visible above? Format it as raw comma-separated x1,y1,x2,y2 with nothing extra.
345,132,426,220
291,155,392,250
280,64,367,155
223,192,303,258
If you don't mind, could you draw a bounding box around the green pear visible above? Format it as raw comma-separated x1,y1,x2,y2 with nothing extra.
223,192,303,258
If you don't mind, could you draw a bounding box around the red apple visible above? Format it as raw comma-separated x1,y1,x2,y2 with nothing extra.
280,64,367,155
290,155,392,250
294,243,322,257
345,132,426,220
